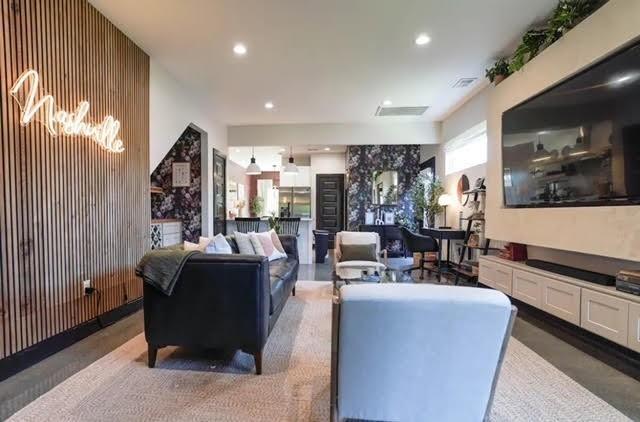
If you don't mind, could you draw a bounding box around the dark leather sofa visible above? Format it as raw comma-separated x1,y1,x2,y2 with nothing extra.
143,234,299,374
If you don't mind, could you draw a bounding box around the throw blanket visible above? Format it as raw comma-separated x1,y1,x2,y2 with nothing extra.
135,249,200,296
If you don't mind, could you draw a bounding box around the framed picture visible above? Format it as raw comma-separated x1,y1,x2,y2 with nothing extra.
172,162,191,187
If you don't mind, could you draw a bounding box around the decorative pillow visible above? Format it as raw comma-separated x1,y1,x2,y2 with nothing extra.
203,234,233,254
256,230,288,261
234,231,256,255
339,243,377,262
184,240,206,252
270,230,286,253
249,233,266,256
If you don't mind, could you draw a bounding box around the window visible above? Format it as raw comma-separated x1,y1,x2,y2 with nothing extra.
444,121,487,175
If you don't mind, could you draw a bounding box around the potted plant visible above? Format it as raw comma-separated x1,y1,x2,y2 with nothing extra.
485,58,511,85
267,212,281,233
411,174,428,228
425,177,444,228
249,196,264,217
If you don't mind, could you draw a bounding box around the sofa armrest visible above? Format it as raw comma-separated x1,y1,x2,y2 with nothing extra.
279,234,299,261
143,254,271,352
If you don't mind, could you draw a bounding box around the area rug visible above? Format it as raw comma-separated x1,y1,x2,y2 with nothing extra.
8,281,630,421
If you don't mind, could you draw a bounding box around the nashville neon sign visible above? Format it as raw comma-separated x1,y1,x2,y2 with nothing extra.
9,69,125,153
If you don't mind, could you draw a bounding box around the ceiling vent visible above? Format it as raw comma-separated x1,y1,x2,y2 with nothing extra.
375,106,429,117
453,78,477,88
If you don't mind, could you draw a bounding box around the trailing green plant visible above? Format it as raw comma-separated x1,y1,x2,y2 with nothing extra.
425,177,444,227
249,196,264,217
486,0,604,80
545,0,602,44
485,58,511,83
509,28,547,73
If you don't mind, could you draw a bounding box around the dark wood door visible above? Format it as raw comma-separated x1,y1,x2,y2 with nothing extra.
213,149,226,235
316,174,345,249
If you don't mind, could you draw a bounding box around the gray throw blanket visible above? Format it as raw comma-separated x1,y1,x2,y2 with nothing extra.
135,249,200,296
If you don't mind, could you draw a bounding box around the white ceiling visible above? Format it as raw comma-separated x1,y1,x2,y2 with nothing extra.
229,145,346,170
90,0,557,125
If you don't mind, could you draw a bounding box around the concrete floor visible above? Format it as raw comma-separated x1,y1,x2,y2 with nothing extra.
1,257,639,420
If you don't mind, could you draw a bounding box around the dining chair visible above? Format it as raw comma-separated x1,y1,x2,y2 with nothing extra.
277,217,301,236
234,217,261,233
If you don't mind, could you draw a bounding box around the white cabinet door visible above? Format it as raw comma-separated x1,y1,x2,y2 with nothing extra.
295,166,311,187
512,269,543,308
478,261,496,288
628,302,640,353
493,263,513,295
280,171,296,187
541,278,581,325
581,289,629,346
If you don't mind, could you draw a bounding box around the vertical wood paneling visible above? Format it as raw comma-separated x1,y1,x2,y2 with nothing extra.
0,0,150,360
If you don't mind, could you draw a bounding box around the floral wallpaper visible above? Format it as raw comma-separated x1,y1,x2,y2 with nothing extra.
346,145,421,233
150,126,202,242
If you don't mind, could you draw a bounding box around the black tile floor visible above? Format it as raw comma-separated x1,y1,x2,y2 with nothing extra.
1,257,639,420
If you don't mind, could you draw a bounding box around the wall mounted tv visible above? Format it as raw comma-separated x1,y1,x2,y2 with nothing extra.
502,41,640,208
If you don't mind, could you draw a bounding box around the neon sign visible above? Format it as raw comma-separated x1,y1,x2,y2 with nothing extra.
9,69,125,153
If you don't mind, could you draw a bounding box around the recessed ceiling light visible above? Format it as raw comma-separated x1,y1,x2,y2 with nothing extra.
415,33,431,46
382,99,392,106
324,147,331,151
233,43,247,56
264,101,274,110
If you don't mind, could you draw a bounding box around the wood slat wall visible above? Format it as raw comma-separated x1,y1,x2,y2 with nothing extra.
0,0,150,359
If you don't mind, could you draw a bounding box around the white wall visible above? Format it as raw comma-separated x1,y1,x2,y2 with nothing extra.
486,0,640,261
437,88,491,229
149,59,228,237
228,122,441,147
309,153,346,230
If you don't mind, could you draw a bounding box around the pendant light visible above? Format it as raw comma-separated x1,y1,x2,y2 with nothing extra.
531,134,551,163
283,146,299,174
245,147,262,175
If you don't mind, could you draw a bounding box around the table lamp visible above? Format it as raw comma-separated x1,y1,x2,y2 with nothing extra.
438,193,453,229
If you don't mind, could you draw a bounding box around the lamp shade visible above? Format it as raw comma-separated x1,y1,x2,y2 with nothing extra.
245,157,262,175
283,156,298,174
438,193,453,207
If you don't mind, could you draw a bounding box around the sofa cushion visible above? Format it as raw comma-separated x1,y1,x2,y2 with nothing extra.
268,257,298,314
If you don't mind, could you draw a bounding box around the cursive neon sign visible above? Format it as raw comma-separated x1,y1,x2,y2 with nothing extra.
9,69,125,153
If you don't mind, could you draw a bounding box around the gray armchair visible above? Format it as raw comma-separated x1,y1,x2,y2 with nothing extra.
331,283,516,421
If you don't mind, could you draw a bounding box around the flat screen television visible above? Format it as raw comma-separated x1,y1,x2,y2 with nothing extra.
502,40,640,208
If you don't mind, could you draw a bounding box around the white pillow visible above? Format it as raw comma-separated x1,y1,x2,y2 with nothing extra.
256,230,288,261
201,234,233,254
249,233,266,256
234,231,256,255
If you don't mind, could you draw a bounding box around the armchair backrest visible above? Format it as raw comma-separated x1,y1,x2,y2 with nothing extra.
333,284,515,422
334,231,381,268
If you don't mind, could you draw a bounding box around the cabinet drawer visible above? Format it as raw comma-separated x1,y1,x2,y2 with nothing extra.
581,289,629,346
162,222,182,235
512,269,543,308
628,303,640,353
162,233,182,247
542,278,581,325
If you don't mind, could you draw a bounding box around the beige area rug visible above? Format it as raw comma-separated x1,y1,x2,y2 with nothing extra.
8,281,630,422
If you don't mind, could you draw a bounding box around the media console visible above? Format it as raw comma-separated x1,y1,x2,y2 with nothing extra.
479,255,640,353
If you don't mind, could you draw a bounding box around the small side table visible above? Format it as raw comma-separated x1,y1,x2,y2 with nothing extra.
419,228,466,282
